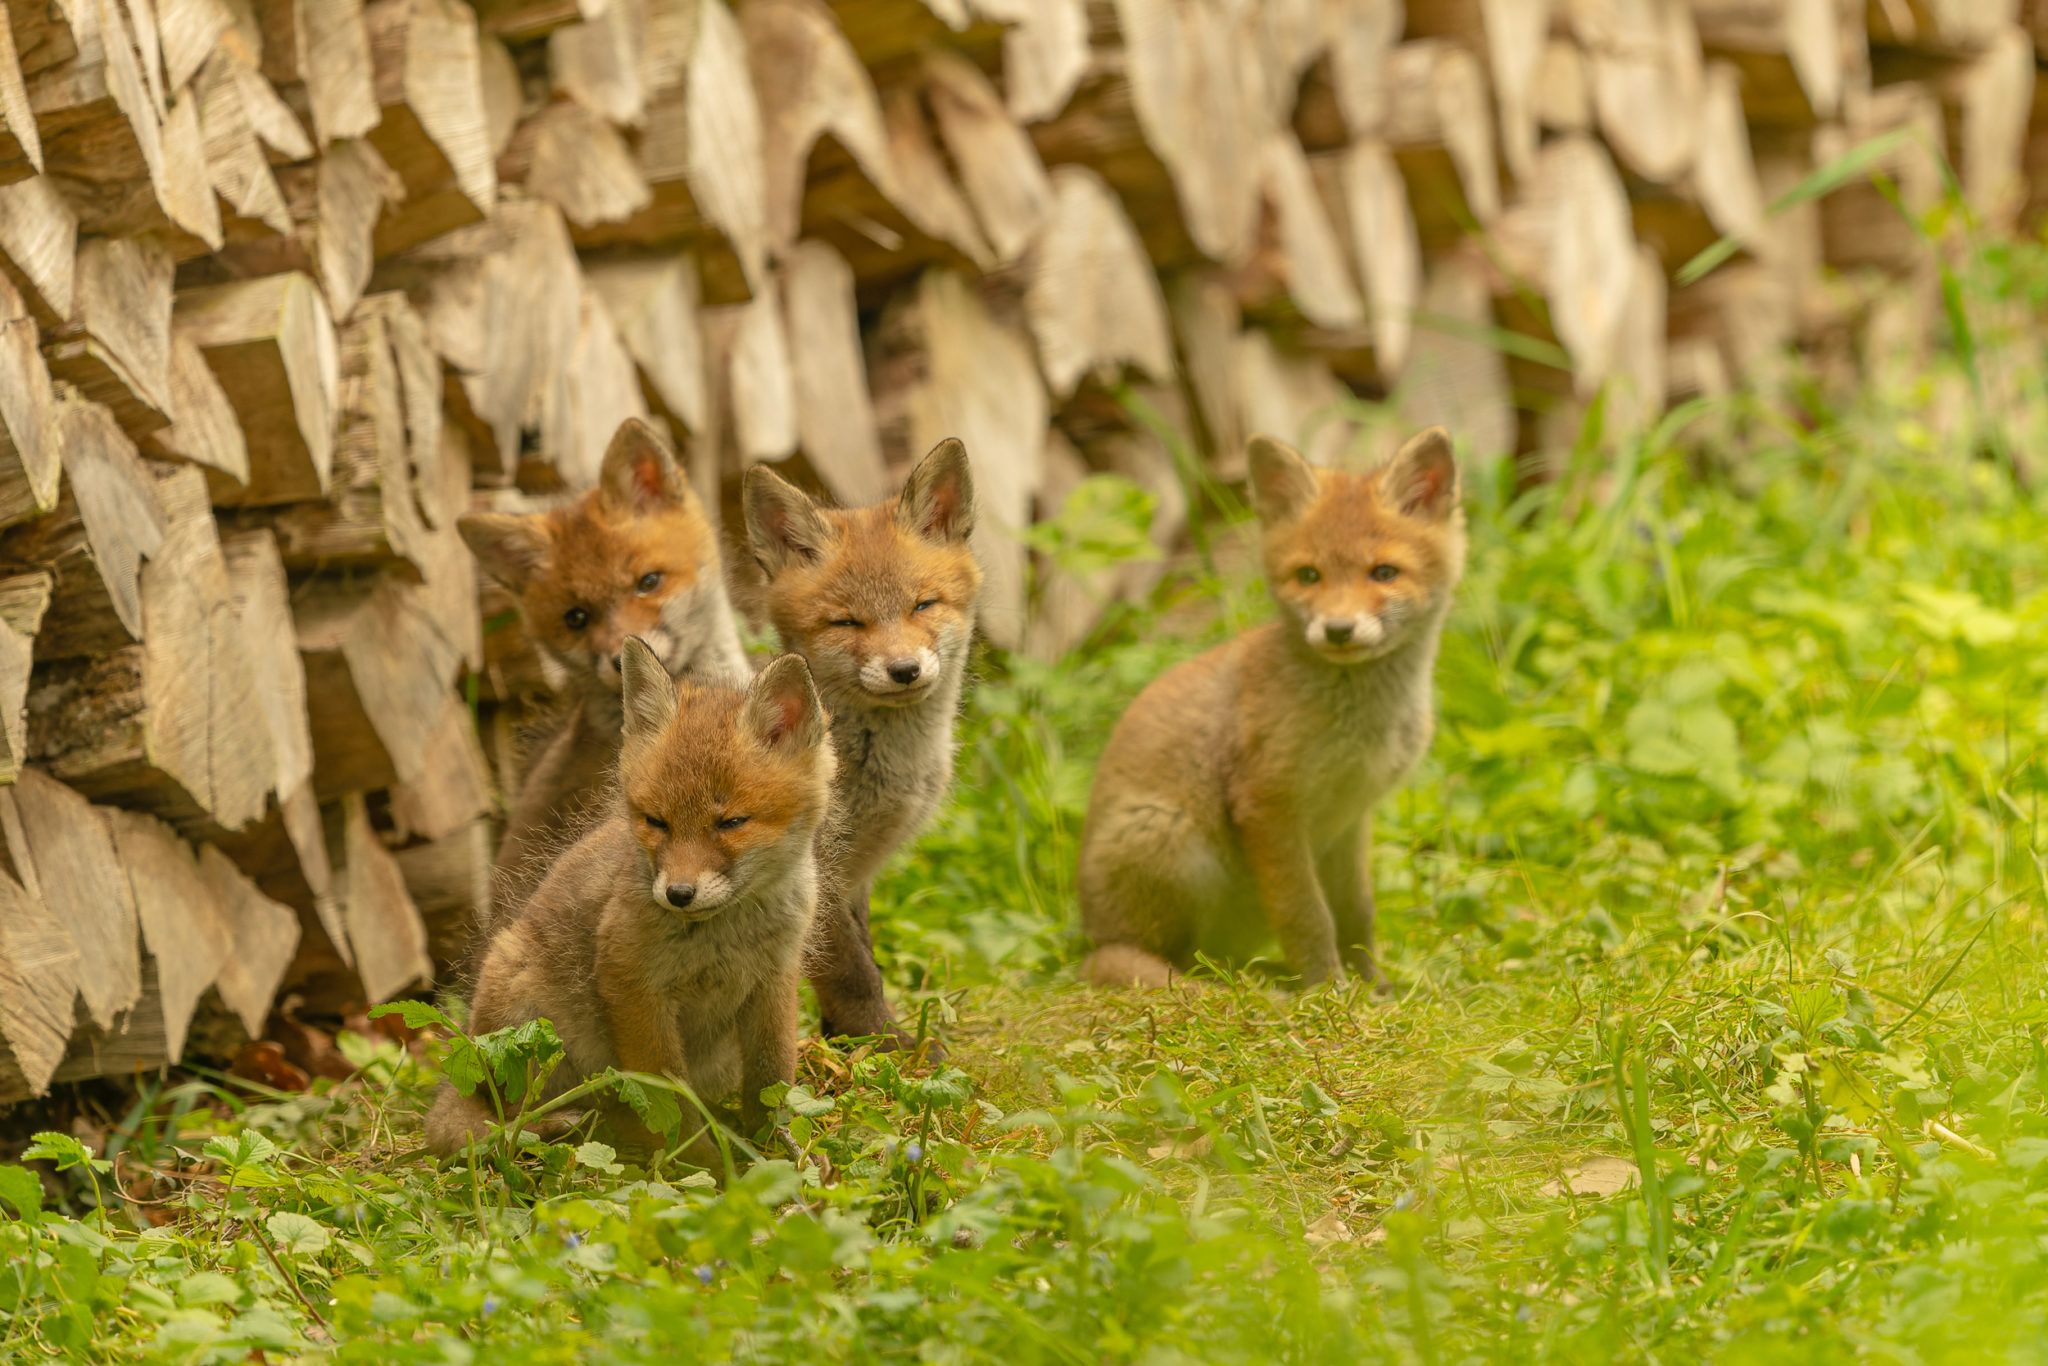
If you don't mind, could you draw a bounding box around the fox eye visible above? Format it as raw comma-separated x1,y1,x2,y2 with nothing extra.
1294,567,1321,585
1370,564,1400,583
642,813,668,832
716,815,750,832
913,599,939,613
828,617,863,630
564,606,590,631
636,571,663,595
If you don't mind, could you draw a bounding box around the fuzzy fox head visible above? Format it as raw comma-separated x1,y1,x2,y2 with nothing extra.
1248,427,1465,664
743,439,982,710
458,420,724,693
616,640,834,920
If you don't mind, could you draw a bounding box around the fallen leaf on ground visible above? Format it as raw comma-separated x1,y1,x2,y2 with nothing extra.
1539,1155,1639,1197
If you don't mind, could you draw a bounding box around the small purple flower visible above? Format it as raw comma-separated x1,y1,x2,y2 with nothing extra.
481,1295,500,1316
564,1232,582,1249
904,1143,923,1164
695,1264,714,1285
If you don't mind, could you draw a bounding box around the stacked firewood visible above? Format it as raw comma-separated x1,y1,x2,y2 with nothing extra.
0,0,2040,1100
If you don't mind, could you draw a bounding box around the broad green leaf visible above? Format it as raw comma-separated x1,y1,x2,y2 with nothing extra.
266,1211,330,1256
0,1163,42,1222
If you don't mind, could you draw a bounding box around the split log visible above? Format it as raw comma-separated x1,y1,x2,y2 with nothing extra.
44,234,175,438
1608,242,1669,438
478,28,518,153
1491,135,1637,394
574,0,766,303
780,238,888,506
0,569,44,783
1404,0,1553,181
158,84,226,253
0,847,75,1101
364,0,497,253
27,0,169,234
1247,131,1365,333
192,50,295,237
139,332,251,483
553,281,650,489
1000,0,1087,123
200,841,302,1035
28,463,276,832
1572,0,1704,184
1023,163,1174,401
1384,40,1501,244
705,287,796,465
0,174,76,321
0,0,44,181
1868,0,2018,55
1692,0,1851,126
387,689,489,841
2,391,164,658
11,766,139,1030
1231,327,1357,468
923,47,1052,263
176,271,341,505
1533,37,1593,133
547,0,641,127
391,814,489,966
256,0,381,146
585,252,707,433
105,807,231,1062
1167,269,1242,468
295,569,466,797
869,268,1048,648
219,530,315,805
1943,26,2034,230
1689,60,1767,249
0,267,62,528
1333,140,1421,376
505,97,653,228
1814,82,1943,273
157,0,234,93
1399,247,1515,470
331,790,432,1002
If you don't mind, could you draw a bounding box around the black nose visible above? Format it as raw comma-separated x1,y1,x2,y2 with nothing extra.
887,657,922,685
665,883,695,908
1324,622,1354,645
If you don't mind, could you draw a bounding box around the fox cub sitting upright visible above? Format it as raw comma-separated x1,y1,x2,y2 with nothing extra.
425,639,834,1157
742,440,981,1045
459,419,750,916
1078,427,1465,989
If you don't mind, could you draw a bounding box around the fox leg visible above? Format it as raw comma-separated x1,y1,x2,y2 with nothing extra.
735,972,801,1137
1238,804,1343,987
1319,815,1379,983
808,881,911,1047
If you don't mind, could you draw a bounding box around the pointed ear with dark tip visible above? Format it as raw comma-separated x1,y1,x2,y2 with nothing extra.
1384,426,1459,521
619,637,679,744
743,654,825,752
1246,435,1320,524
458,514,551,590
599,418,690,513
897,438,975,543
743,465,837,577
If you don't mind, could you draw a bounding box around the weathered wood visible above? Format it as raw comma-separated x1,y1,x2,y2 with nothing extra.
1534,36,1593,133
331,789,432,1002
0,0,44,181
1023,163,1174,400
257,0,381,145
924,46,1052,263
705,286,796,465
1167,269,1242,469
365,0,496,249
1403,0,1551,180
175,271,341,505
1,391,164,658
1573,0,1703,184
11,766,139,1030
1491,134,1637,394
506,97,653,228
554,281,650,489
105,807,232,1062
0,174,76,321
1249,131,1365,333
0,571,42,783
779,237,888,506
44,234,175,437
1868,0,2017,55
1400,247,1516,470
387,688,489,841
392,814,489,968
585,252,706,432
0,267,61,528
1231,326,1356,468
1333,140,1420,376
0,846,75,1101
139,332,251,483
1001,0,1086,123
199,840,301,1034
1384,40,1501,243
548,0,641,126
219,529,316,805
1692,0,1851,126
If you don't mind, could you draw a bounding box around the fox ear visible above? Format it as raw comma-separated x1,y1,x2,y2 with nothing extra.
1246,436,1319,524
458,514,550,590
599,418,692,514
743,465,835,576
619,637,679,744
897,438,975,543
743,654,825,752
1384,427,1459,521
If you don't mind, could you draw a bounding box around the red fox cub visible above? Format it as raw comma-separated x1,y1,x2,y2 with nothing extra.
1078,427,1465,989
742,439,981,1045
425,639,834,1158
458,419,750,916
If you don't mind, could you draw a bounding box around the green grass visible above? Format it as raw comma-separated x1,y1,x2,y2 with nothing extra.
8,315,2048,1362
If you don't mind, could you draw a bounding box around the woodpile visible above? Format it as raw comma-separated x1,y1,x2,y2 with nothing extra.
1,0,2045,1100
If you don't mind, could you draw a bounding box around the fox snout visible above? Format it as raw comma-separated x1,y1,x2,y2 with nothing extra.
1306,608,1387,657
857,641,942,698
652,860,734,918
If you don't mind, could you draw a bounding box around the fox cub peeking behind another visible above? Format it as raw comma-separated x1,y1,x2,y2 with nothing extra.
425,639,833,1157
458,419,750,915
1078,427,1465,989
743,440,981,1045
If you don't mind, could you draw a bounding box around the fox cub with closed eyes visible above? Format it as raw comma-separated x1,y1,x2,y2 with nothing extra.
458,419,750,920
742,440,981,1046
1078,428,1465,990
424,639,834,1158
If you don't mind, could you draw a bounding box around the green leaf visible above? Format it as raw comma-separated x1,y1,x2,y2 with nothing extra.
783,1085,837,1118
0,1163,43,1222
574,1142,624,1175
265,1211,331,1257
609,1073,683,1140
1299,1081,1340,1118
368,1000,454,1031
22,1132,111,1175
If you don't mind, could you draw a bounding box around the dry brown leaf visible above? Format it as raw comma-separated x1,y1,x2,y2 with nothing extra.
1539,1154,1640,1198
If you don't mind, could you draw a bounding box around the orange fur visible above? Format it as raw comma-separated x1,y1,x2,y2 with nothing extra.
1078,428,1466,988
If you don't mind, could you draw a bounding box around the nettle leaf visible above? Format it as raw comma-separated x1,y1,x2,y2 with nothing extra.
574,1142,625,1175
609,1073,683,1140
22,1132,111,1175
203,1130,281,1174
368,1000,453,1032
266,1211,331,1256
0,1164,43,1222
783,1085,837,1118
476,1019,566,1105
